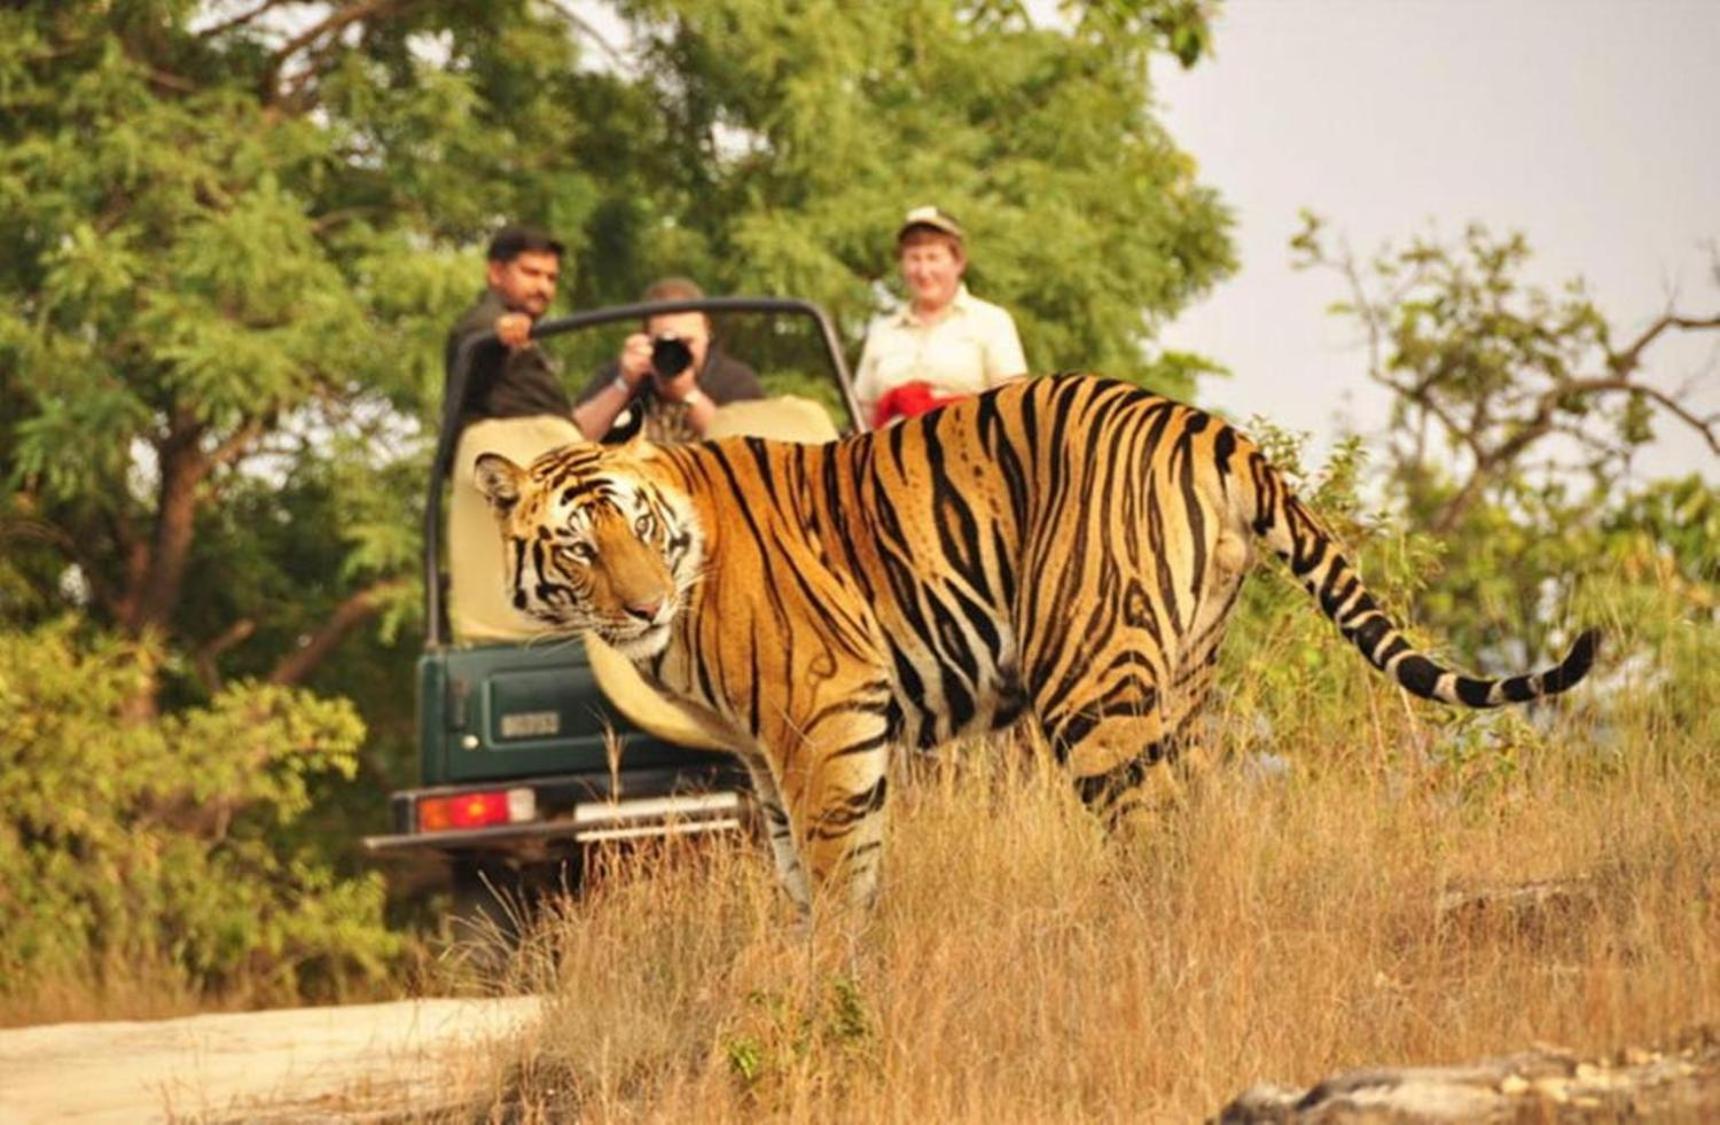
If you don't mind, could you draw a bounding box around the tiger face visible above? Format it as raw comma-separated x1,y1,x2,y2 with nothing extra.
473,446,703,660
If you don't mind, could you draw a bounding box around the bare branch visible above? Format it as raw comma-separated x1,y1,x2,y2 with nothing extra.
193,618,257,695
542,0,633,71
309,206,383,234
146,68,198,94
0,513,78,553
1563,374,1720,455
1609,310,1720,377
264,0,412,105
197,0,296,40
1403,384,1489,467
268,578,407,686
269,0,398,65
209,417,267,469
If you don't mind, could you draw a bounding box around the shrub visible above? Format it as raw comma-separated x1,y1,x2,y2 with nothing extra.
0,621,401,1010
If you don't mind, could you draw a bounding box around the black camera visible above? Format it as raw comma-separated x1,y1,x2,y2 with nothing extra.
649,334,694,379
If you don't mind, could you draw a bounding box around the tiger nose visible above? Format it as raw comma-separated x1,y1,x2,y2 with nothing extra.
625,598,663,623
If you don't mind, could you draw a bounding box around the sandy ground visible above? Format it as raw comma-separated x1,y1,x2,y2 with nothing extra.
0,996,538,1124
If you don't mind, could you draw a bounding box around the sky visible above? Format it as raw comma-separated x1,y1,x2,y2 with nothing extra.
1151,0,1718,484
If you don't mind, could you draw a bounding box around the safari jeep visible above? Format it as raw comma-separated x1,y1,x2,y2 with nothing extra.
363,297,866,923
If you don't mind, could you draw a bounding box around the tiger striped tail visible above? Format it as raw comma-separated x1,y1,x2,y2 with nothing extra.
1242,448,1598,708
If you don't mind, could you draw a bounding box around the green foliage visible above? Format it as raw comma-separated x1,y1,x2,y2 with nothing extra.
1289,212,1715,518
582,0,1234,396
1219,424,1717,793
722,976,878,1096
1289,212,1717,666
0,621,401,999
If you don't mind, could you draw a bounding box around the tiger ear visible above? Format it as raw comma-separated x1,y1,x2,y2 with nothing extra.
619,431,657,461
473,453,527,518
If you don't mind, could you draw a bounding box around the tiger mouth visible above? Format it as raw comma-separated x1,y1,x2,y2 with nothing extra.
601,620,672,659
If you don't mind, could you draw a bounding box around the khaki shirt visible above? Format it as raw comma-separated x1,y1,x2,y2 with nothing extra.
854,286,1027,422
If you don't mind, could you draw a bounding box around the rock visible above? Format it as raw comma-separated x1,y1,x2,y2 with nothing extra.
1211,1029,1720,1122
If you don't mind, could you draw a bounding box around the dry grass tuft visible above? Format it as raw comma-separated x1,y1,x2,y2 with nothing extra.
463,688,1719,1123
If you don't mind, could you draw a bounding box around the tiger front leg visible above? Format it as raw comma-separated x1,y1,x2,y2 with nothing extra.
767,700,894,913
735,749,812,911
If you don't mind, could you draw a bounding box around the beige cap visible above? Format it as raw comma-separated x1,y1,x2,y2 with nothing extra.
896,204,965,245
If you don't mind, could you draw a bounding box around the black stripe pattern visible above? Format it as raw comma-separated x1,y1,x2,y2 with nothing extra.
485,374,1597,907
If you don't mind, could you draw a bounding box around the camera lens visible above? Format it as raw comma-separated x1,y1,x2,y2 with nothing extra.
650,335,693,379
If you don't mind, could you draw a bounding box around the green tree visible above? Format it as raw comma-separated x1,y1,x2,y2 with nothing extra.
0,1,616,717
580,0,1233,390
0,621,399,1003
1288,214,1718,662
1291,214,1719,534
2,0,1231,714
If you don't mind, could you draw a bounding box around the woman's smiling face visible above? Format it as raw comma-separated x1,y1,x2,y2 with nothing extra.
899,231,966,315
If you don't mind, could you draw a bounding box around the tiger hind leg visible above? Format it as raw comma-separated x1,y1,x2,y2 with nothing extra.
1070,727,1184,830
1039,699,1185,830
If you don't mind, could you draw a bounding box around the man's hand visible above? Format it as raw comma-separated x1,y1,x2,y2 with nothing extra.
656,367,701,403
618,333,654,386
495,312,534,349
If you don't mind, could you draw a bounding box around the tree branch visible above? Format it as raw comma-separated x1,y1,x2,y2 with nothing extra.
209,417,267,468
269,0,398,65
127,408,209,635
197,0,296,40
1432,368,1719,532
268,578,407,686
1562,374,1720,455
264,0,412,106
542,0,633,71
193,618,257,695
146,68,198,94
1609,310,1720,376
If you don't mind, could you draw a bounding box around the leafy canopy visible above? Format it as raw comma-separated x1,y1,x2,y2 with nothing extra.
1,0,1232,673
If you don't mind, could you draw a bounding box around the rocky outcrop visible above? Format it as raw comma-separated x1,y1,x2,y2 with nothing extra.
1213,1029,1719,1122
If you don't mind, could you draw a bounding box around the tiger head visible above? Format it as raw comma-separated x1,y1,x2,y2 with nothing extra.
473,443,703,660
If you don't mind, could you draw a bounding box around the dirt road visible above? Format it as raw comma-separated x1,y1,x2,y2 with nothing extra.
0,996,537,1123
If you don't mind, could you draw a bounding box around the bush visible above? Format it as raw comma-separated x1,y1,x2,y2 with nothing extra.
0,621,402,1009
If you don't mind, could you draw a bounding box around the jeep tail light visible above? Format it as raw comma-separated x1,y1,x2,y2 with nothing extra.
418,788,536,832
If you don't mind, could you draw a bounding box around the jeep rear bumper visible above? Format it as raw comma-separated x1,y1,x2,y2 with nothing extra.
362,765,752,859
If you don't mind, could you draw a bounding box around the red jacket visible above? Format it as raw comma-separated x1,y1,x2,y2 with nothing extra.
872,381,962,428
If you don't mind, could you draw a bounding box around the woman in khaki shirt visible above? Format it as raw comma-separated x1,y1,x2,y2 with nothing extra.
854,205,1028,427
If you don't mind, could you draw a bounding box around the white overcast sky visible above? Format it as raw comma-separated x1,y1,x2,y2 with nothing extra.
1152,0,1718,484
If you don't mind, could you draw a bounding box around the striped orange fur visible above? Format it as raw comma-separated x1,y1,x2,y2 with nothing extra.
475,374,1597,909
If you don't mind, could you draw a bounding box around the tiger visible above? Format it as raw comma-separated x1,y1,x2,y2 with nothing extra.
473,373,1597,911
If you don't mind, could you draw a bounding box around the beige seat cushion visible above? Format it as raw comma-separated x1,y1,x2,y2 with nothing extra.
704,394,839,443
449,415,588,644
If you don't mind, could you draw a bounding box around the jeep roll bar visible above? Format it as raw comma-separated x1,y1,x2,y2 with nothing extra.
424,296,863,647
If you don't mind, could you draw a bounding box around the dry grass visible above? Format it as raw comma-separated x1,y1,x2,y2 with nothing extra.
11,568,1708,1122
457,678,1718,1123
0,930,432,1031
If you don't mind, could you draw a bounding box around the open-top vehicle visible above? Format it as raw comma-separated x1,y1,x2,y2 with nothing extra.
363,297,865,915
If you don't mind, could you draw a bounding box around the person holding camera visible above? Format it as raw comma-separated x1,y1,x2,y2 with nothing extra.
574,277,764,443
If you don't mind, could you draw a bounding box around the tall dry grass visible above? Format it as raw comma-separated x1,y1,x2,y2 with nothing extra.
465,628,1718,1122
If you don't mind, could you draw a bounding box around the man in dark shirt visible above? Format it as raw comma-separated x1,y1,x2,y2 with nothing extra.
573,277,764,443
445,225,573,428
445,225,589,642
